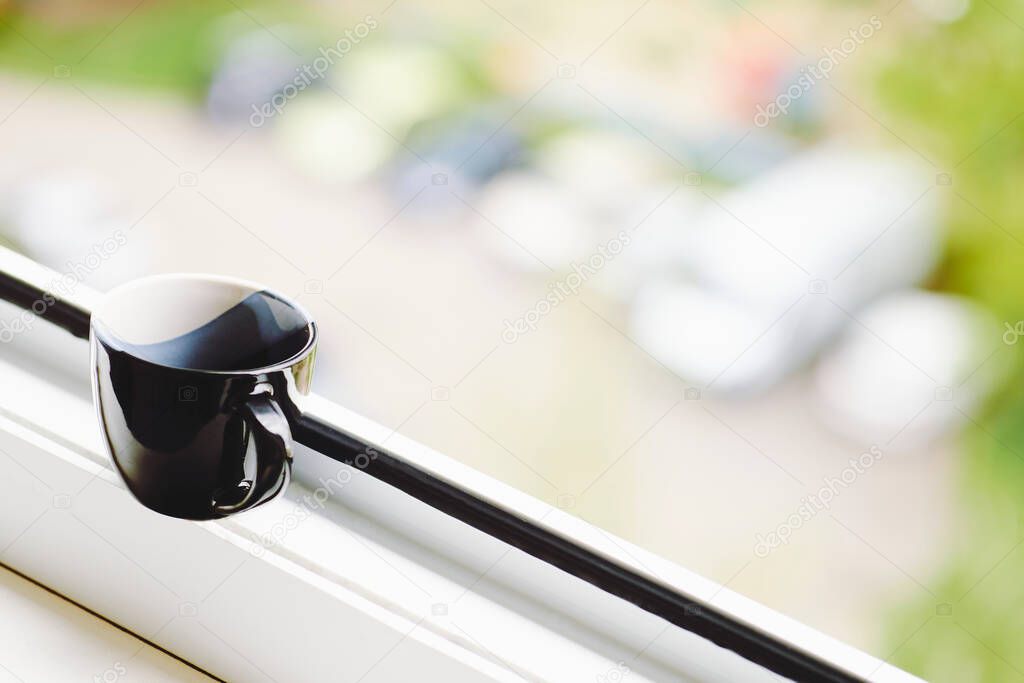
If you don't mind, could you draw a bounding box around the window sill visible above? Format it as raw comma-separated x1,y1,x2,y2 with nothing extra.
0,295,921,682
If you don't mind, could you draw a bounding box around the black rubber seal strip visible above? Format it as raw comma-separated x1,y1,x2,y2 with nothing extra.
0,269,91,339
294,413,862,682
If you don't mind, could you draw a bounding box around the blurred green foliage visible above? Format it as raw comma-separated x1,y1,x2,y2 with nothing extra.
0,1,296,95
881,388,1024,681
878,4,1024,324
877,4,1024,681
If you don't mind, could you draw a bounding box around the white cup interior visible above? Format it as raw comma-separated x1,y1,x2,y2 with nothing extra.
92,274,315,371
95,275,267,345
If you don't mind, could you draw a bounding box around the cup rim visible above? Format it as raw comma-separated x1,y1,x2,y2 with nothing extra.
91,272,318,377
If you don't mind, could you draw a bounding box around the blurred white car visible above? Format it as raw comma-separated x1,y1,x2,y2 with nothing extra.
630,143,940,393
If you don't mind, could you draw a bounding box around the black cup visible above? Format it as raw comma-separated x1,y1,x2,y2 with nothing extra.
90,274,317,520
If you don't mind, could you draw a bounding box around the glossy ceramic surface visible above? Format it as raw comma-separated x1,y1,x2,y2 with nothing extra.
90,274,316,520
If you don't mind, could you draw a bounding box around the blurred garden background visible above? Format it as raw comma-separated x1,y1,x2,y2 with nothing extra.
0,0,1021,680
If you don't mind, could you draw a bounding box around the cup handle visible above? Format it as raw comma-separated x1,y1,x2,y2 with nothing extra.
212,394,292,515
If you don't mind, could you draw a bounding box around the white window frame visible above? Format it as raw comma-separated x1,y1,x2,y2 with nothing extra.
0,250,922,682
